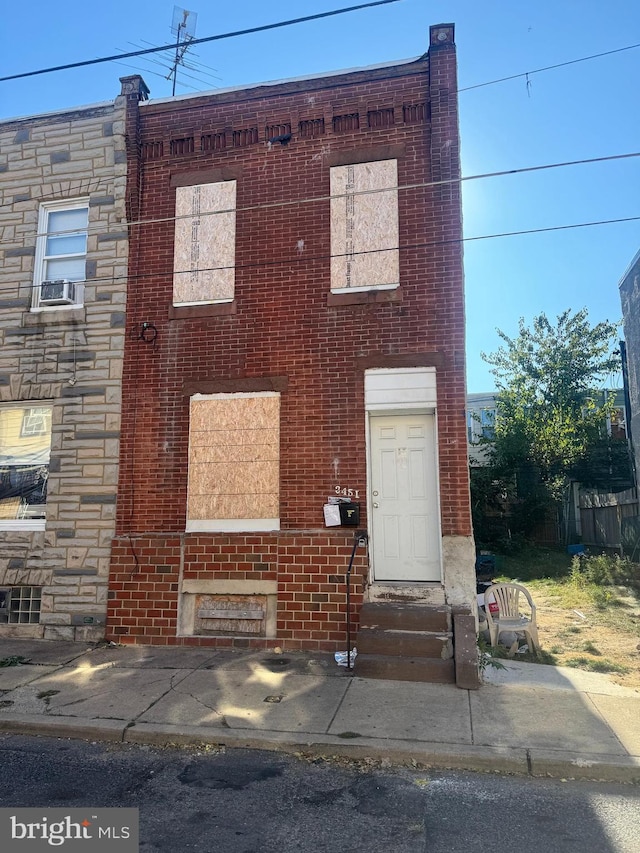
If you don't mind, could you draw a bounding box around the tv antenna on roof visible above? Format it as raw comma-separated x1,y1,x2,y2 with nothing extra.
168,6,197,96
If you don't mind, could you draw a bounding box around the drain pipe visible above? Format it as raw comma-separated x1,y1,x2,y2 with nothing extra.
346,530,368,671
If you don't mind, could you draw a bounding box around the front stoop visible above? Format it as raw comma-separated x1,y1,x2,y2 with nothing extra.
354,602,455,683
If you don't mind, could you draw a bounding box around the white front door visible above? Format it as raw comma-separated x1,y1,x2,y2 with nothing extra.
369,413,441,582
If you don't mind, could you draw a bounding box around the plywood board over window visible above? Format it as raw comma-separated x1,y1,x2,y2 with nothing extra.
330,158,399,292
173,180,236,305
186,392,280,532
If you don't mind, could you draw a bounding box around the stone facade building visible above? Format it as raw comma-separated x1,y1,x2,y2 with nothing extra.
620,249,640,482
109,26,476,682
0,84,135,639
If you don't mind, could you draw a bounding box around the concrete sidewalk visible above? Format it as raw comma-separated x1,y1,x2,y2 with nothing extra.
0,640,639,783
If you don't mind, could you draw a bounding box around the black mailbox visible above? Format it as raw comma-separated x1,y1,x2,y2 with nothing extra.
339,502,360,526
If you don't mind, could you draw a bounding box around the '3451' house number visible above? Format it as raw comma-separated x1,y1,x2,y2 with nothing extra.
334,486,360,498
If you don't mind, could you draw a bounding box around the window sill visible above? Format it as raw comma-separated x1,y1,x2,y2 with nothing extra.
185,518,280,533
0,520,46,532
327,287,401,307
25,306,86,326
169,302,236,320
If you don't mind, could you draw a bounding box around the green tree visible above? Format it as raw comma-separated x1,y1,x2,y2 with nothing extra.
474,309,630,544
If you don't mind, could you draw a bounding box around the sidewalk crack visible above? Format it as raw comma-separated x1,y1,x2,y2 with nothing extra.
129,667,206,723
583,691,629,754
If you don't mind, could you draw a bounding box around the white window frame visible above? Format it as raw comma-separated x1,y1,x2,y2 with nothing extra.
20,407,50,438
31,198,89,311
0,402,52,532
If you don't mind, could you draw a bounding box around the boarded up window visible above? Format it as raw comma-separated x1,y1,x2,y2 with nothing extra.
330,159,399,291
186,393,280,532
173,180,236,305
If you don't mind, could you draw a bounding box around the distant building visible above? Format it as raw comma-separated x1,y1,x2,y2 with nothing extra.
0,88,130,639
466,390,628,467
466,392,497,466
467,388,632,546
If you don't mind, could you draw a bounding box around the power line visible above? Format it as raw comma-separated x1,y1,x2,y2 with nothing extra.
2,213,638,301
0,1,403,83
2,150,639,249
133,39,223,83
119,40,219,89
111,61,202,92
458,42,640,93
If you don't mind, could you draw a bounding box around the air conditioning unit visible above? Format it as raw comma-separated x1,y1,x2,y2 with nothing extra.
40,279,76,305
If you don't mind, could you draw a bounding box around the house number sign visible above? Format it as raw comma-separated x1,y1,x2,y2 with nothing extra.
334,486,360,498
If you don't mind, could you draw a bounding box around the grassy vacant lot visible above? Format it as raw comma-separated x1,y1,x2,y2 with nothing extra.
486,546,640,689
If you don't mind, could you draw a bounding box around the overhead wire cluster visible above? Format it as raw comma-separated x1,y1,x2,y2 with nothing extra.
0,0,638,296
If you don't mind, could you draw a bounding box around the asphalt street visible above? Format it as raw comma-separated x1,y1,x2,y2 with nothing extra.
1,734,638,852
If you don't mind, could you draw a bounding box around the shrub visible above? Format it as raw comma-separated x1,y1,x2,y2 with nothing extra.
570,553,639,588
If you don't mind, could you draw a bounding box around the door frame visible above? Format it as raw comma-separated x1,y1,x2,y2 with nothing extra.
364,367,443,585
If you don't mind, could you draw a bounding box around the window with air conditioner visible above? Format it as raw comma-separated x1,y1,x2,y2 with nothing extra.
32,200,88,310
0,403,52,531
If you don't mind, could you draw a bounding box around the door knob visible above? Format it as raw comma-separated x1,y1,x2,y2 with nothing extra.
373,502,379,508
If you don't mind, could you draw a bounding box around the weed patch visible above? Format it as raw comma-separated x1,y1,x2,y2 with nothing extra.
485,546,640,686
565,657,630,675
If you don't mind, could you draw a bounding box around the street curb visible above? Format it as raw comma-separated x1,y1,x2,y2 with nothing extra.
0,715,126,742
125,723,531,775
528,748,640,784
1,715,638,783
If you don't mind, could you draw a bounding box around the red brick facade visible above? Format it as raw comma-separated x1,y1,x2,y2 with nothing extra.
108,25,472,650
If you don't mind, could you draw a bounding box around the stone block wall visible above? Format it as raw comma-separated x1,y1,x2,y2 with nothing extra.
0,96,129,639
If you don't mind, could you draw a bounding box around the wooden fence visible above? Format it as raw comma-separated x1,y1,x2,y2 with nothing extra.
579,488,639,556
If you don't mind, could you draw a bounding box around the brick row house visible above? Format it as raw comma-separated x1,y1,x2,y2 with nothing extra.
109,24,477,682
0,90,130,638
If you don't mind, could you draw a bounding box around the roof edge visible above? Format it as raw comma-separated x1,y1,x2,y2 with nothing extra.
0,99,116,128
141,55,426,110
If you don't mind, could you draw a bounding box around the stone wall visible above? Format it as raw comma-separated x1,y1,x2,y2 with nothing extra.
0,95,128,640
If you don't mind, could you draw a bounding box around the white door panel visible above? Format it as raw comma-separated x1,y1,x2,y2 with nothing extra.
370,414,441,581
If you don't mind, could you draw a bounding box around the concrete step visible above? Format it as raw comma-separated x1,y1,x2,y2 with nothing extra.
354,653,455,683
356,626,452,659
358,601,451,633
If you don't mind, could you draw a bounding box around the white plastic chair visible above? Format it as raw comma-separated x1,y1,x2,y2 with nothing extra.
484,582,540,654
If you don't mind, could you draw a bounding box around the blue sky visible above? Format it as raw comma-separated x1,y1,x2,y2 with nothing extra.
2,0,639,392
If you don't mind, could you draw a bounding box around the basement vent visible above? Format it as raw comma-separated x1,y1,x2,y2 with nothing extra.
403,102,427,124
194,594,267,636
170,136,195,156
142,141,164,160
233,127,259,147
367,108,394,128
333,113,360,133
201,132,226,152
298,118,325,138
1,586,42,624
